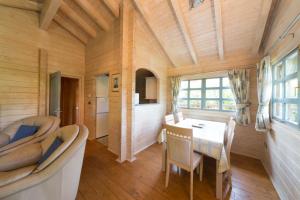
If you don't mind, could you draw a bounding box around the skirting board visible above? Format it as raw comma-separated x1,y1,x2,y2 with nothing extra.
231,150,261,160
134,140,157,156
261,160,285,200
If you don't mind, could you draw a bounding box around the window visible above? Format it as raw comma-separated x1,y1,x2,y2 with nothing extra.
178,77,235,112
272,49,300,127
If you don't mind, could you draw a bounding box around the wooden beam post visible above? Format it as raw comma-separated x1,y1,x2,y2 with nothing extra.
213,0,224,60
169,0,198,64
102,0,119,18
133,0,177,67
74,0,110,31
252,0,276,55
0,0,42,12
60,1,97,38
38,49,48,116
54,12,89,44
40,0,62,29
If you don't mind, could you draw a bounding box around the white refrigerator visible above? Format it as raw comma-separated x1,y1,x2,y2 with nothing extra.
96,76,109,138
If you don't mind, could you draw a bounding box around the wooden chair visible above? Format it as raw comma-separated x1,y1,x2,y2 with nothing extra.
164,114,175,124
165,124,203,200
218,117,236,199
176,111,184,122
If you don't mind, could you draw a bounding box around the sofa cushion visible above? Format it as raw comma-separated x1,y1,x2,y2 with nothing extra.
35,125,79,172
0,165,36,187
10,125,39,143
0,134,10,148
38,137,63,164
0,143,42,172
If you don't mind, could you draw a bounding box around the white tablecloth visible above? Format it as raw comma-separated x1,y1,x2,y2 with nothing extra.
158,118,229,173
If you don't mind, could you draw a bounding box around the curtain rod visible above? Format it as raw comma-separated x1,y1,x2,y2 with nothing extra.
266,12,300,55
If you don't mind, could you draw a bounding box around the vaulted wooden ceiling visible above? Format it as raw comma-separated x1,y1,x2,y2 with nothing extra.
133,0,277,67
0,0,277,68
0,0,120,44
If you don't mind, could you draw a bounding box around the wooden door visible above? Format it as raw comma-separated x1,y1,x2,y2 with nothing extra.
49,71,61,117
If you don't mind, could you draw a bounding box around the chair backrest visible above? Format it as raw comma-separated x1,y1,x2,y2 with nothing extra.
165,124,193,169
164,114,175,124
225,118,236,165
176,112,184,122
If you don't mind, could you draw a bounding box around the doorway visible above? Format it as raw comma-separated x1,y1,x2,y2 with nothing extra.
60,77,79,126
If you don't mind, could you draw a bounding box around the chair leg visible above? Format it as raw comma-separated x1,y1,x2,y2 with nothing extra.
190,170,193,200
199,158,203,182
165,162,170,188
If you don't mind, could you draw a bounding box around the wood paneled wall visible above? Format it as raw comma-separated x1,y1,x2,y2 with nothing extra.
262,1,300,199
85,20,121,155
0,6,85,130
131,9,172,154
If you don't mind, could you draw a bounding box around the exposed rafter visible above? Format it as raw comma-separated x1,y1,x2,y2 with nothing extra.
133,0,176,67
169,0,198,64
60,1,97,38
102,0,119,18
40,0,61,29
54,12,89,44
252,0,277,55
0,0,42,11
213,0,224,60
74,0,109,31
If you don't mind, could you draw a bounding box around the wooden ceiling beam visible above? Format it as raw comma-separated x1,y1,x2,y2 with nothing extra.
133,0,176,67
60,1,97,38
102,0,119,18
252,0,277,55
74,0,109,31
213,0,224,60
169,0,198,64
54,12,89,44
0,0,42,11
40,0,61,29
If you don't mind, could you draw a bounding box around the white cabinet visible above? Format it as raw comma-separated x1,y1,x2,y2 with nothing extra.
145,77,157,100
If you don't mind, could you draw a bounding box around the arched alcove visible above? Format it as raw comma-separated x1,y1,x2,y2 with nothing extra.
135,68,158,104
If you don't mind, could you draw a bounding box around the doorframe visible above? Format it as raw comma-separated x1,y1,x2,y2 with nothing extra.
46,72,84,125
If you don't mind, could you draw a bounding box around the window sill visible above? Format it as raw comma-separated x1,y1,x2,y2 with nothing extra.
271,119,300,134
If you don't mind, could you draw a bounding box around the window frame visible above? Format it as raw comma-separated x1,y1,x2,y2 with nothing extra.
271,48,300,128
178,77,235,112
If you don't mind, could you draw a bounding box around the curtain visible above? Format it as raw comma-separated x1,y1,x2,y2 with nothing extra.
228,69,251,125
255,56,272,132
170,76,181,114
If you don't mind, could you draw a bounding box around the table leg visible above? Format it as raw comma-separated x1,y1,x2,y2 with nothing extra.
162,142,167,172
216,161,223,200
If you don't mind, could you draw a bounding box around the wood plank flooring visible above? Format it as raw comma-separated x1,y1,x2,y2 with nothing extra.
76,141,279,200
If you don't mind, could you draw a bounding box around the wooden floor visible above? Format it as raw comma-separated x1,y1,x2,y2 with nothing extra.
76,141,279,200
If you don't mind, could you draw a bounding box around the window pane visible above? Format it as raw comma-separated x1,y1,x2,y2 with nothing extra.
205,100,219,110
178,99,188,108
273,103,283,119
222,89,234,99
190,100,201,109
286,52,298,76
222,100,235,111
273,83,283,99
222,77,230,87
285,78,298,98
179,90,188,98
190,90,201,98
206,89,220,98
274,63,283,81
206,78,220,88
190,80,202,88
181,81,188,89
286,104,298,124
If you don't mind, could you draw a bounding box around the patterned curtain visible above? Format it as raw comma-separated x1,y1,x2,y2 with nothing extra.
255,56,272,132
170,76,181,114
228,69,251,125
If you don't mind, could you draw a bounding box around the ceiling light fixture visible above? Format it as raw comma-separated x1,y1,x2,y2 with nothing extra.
189,0,205,9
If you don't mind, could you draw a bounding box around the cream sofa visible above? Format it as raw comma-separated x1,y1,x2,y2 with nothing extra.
0,124,88,200
0,116,60,156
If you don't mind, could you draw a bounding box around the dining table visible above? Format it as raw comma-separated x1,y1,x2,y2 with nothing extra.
158,118,228,200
